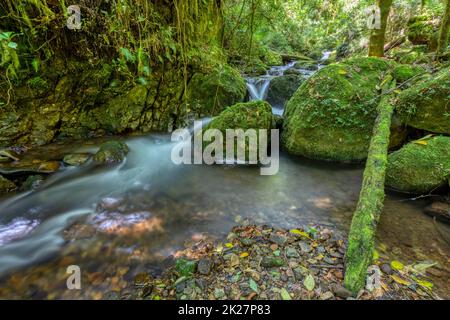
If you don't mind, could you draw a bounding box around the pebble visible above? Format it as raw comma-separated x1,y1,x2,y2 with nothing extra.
299,241,312,253
269,234,287,246
381,263,393,275
197,258,213,275
286,247,300,258
332,284,353,299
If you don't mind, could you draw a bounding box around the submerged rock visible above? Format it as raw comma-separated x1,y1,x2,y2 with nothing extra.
187,64,247,116
21,175,44,191
0,175,16,195
93,141,129,164
395,67,449,134
385,136,450,194
282,57,403,162
63,153,91,166
0,160,60,174
424,201,450,224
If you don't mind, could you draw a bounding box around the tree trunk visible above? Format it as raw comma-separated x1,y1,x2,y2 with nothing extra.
436,0,450,60
368,0,393,57
344,77,395,294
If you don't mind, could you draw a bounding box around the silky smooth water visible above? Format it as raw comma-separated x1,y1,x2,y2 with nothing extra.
0,132,448,299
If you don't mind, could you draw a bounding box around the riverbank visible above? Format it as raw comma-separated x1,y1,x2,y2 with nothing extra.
128,224,444,300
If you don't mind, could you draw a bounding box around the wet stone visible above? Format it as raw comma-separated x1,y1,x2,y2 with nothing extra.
197,258,213,275
381,263,393,275
63,153,91,166
332,284,353,299
286,247,300,258
299,241,312,253
269,234,287,246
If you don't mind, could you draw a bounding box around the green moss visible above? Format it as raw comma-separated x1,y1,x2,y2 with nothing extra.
262,50,283,66
93,140,129,164
0,175,16,195
175,259,197,277
26,76,49,92
206,100,274,161
91,85,148,134
391,64,426,84
282,56,400,162
294,61,318,71
385,136,450,194
187,64,247,116
395,67,450,134
407,16,439,49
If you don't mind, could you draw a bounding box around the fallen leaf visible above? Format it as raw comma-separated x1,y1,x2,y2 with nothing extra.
412,261,437,274
280,288,292,300
290,229,311,239
303,274,315,291
390,275,411,286
249,278,258,293
391,260,404,271
225,243,234,248
240,252,249,258
416,279,433,290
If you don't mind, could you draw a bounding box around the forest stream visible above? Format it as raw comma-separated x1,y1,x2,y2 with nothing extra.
0,59,448,299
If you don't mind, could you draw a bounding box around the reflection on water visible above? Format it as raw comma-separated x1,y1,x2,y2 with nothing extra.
0,133,448,299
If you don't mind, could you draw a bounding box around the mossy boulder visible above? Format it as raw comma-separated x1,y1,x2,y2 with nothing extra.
266,75,304,108
93,140,129,164
282,57,403,162
187,64,247,116
385,136,450,194
407,16,439,49
395,67,450,134
294,61,318,71
391,64,426,85
0,175,15,195
205,101,274,161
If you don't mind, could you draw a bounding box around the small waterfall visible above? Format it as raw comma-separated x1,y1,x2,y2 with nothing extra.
245,60,298,102
320,51,332,62
246,77,272,101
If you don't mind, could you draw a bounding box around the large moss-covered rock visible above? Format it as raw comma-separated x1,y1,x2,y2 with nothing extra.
94,85,148,133
385,136,450,194
282,57,402,162
395,67,449,134
266,75,304,108
391,64,426,85
206,101,274,161
0,175,15,195
407,16,439,49
187,64,247,116
93,140,129,164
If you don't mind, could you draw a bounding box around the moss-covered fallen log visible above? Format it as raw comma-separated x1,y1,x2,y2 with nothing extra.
344,76,395,294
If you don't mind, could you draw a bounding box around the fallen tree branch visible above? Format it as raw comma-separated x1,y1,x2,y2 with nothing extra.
344,75,396,294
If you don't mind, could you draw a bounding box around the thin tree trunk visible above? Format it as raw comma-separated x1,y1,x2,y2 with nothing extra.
436,0,450,60
344,77,396,294
369,0,393,57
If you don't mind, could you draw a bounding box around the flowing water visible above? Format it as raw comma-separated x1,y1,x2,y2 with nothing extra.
0,56,449,299
245,59,317,115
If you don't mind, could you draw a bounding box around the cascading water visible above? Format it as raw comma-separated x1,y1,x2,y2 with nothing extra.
245,60,298,102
